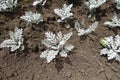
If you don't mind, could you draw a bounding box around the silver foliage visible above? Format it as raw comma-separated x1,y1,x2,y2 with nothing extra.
104,13,120,28
75,20,98,36
84,0,106,18
84,0,106,11
33,0,47,6
0,27,24,52
20,11,43,24
0,0,17,12
54,4,73,22
100,35,120,62
40,31,74,63
115,0,120,9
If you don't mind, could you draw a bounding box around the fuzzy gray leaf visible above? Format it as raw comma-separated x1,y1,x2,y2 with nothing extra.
0,0,17,12
0,27,24,52
40,50,59,63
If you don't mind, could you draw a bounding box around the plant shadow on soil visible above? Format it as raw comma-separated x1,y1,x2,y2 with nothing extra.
55,51,75,72
55,57,72,72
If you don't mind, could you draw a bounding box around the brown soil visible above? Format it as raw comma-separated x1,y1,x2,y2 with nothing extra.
0,0,120,80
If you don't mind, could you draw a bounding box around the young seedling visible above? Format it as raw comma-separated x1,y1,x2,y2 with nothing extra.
100,35,120,62
104,13,120,28
54,4,73,28
100,38,107,47
75,19,98,36
0,27,24,52
84,0,106,19
0,0,18,12
33,0,47,6
40,31,74,63
20,11,43,25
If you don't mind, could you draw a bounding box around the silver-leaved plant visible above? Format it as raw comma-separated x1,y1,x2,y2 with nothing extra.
84,0,106,18
104,13,120,28
0,27,24,52
20,11,43,24
100,35,120,62
40,31,74,63
115,0,120,9
75,19,98,36
54,4,73,22
33,0,47,6
0,0,17,12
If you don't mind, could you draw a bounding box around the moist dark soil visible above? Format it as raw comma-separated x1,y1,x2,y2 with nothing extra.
0,0,120,80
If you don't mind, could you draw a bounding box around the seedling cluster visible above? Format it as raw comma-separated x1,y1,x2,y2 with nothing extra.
0,0,120,63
